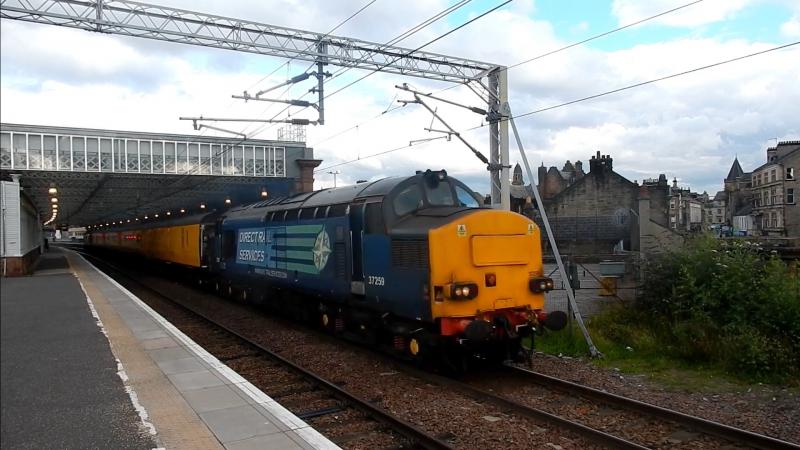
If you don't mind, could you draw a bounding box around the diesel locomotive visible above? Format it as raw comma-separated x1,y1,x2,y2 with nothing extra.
86,170,564,365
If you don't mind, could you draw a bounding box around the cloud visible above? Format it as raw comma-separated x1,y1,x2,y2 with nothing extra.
1,0,798,201
611,0,754,28
781,15,800,38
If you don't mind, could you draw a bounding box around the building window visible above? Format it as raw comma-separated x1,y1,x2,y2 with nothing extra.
788,167,795,180
788,188,795,204
771,169,776,182
771,187,778,204
771,212,778,228
763,191,768,205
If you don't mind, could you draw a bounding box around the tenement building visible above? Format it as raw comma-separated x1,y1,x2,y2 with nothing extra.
750,141,799,236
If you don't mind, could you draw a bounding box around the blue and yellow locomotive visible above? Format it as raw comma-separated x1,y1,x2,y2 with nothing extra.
87,170,563,364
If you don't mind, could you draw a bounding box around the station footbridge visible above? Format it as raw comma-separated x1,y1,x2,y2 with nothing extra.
0,123,320,273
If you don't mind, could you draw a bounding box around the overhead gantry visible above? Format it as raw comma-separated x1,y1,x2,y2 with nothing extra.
1,0,511,209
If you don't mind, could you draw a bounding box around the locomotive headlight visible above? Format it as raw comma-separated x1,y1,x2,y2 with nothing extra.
447,283,479,300
529,277,555,294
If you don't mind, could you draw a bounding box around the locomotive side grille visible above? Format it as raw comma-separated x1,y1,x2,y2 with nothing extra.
334,242,347,278
391,238,429,269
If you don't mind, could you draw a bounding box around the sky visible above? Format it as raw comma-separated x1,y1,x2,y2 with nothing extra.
1,0,799,196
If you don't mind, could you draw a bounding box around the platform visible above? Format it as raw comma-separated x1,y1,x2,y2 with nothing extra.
1,248,339,450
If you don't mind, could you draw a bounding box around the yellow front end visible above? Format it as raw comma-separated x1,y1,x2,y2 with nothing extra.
428,210,545,327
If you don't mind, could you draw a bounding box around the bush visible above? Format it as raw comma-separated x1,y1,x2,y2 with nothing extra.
631,236,800,382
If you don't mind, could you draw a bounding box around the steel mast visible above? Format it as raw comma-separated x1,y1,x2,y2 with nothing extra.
1,0,511,208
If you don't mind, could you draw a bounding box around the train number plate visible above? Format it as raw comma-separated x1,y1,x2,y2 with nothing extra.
367,275,385,286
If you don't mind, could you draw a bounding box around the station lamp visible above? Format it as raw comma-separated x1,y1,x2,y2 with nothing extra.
166,211,171,216
180,208,186,213
200,203,206,209
144,215,149,219
261,187,268,198
225,197,232,205
154,213,159,218
51,197,58,203
48,186,57,194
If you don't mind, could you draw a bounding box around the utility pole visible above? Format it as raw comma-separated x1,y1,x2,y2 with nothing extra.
328,170,340,187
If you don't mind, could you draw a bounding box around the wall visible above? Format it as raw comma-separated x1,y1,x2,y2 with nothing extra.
540,170,638,254
1,179,42,276
637,193,684,253
783,150,799,237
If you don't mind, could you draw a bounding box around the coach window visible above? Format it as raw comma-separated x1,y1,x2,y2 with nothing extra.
327,203,348,217
299,208,316,220
222,230,236,259
364,203,385,234
394,184,423,216
286,209,300,221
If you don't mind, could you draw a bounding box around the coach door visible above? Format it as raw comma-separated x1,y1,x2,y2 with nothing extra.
349,202,365,295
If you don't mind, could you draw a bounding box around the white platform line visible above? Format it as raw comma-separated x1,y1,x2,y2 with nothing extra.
75,275,159,438
75,252,341,450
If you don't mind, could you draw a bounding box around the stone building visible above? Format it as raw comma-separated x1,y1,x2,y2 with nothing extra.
529,151,680,255
723,156,753,225
750,141,799,236
667,178,705,232
537,159,585,199
705,191,727,226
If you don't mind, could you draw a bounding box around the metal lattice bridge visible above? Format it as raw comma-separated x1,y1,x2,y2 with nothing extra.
0,123,318,227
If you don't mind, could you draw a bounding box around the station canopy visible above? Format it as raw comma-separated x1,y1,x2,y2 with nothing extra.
0,123,318,229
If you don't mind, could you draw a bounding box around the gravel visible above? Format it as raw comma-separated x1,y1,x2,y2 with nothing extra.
102,256,798,449
516,352,800,444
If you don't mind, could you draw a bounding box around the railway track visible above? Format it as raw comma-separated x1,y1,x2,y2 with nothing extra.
395,359,800,450
74,247,799,450
77,250,453,450
497,365,800,450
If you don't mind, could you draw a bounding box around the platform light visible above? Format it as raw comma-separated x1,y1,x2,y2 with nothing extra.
225,197,231,205
261,187,268,198
166,211,171,216
180,208,186,213
127,219,131,223
144,215,148,219
200,203,206,209
48,186,57,194
154,213,159,218
50,197,58,203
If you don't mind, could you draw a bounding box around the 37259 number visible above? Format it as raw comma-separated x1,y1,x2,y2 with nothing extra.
367,275,385,286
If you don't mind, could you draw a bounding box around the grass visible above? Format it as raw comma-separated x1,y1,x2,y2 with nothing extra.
532,313,799,391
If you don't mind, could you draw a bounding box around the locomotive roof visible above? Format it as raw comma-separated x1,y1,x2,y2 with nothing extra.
223,175,407,221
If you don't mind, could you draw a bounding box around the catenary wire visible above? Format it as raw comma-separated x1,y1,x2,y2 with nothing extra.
319,41,799,172
245,0,475,139
309,0,706,148
92,0,503,222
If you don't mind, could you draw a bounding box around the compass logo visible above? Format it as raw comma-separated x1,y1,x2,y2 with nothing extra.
312,228,332,271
